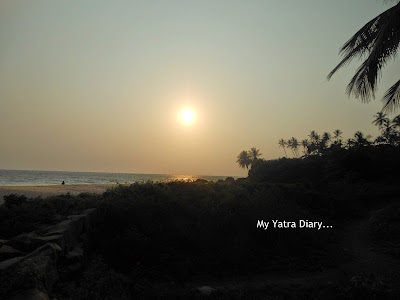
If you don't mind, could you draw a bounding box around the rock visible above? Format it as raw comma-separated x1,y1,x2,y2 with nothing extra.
0,245,24,261
61,262,83,281
9,232,43,253
1,209,98,297
9,232,65,254
65,244,84,264
18,243,61,294
0,256,24,270
83,208,97,234
7,288,50,300
1,244,61,298
196,286,217,296
33,235,65,251
44,217,84,253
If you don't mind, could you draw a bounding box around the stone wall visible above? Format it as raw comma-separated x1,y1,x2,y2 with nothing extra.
0,208,97,300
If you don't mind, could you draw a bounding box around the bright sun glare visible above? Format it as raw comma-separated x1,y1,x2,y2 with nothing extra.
180,109,195,124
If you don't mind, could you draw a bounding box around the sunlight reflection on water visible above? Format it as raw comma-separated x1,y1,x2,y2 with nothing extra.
0,170,235,186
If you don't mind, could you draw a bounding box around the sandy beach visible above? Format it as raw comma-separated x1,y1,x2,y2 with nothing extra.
0,184,118,204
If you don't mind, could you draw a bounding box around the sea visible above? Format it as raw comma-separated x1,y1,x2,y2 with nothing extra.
0,169,234,186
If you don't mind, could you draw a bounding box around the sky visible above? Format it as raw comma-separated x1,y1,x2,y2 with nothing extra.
1,0,399,176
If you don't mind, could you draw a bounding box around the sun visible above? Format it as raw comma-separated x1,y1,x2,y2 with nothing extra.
180,109,195,125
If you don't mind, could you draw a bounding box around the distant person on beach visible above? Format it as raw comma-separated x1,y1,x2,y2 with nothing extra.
62,181,65,185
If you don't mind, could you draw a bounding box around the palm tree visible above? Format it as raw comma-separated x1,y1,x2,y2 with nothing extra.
327,1,400,112
287,137,299,158
332,129,343,148
372,112,389,130
346,138,356,149
236,151,251,169
307,131,320,155
316,132,330,153
249,147,262,164
381,121,398,145
392,115,400,130
286,139,293,157
333,129,343,142
301,139,309,155
308,130,320,143
354,131,371,147
278,139,287,157
292,138,300,158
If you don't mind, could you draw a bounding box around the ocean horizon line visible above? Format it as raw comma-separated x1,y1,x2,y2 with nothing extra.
0,169,243,187
0,168,242,178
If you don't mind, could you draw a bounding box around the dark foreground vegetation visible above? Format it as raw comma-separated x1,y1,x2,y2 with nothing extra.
2,141,400,298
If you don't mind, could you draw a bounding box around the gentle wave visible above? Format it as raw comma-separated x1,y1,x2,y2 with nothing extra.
0,169,233,186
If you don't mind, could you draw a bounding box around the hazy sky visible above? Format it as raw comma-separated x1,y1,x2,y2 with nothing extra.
1,0,399,176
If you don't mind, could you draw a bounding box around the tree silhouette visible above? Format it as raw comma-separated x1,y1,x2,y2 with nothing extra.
333,129,343,143
278,139,287,157
287,137,299,158
249,147,262,163
327,1,400,112
372,112,389,131
319,132,331,152
307,131,320,155
382,120,398,145
392,115,400,129
308,131,320,143
330,129,343,149
236,151,251,169
237,148,262,169
353,131,371,147
301,139,309,155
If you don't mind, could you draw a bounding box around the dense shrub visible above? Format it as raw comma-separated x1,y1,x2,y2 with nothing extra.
93,181,337,281
3,194,28,208
0,193,100,238
248,146,400,185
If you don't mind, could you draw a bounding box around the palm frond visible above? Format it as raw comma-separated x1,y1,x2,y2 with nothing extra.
382,79,400,113
327,13,383,80
328,3,400,105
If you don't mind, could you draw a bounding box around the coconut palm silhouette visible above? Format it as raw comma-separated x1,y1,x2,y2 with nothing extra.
236,151,252,169
328,1,400,112
278,139,288,157
249,147,262,164
372,112,389,131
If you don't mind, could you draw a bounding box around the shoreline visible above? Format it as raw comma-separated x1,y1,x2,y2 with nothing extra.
0,184,119,204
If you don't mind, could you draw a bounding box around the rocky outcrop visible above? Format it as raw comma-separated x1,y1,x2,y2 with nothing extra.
0,245,24,261
7,288,50,300
20,243,61,294
0,208,98,300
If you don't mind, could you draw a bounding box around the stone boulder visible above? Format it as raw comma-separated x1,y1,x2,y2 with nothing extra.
43,216,85,254
7,288,50,300
18,243,62,294
196,286,217,296
0,256,24,270
65,243,84,265
0,208,98,299
9,232,43,253
8,232,65,255
0,243,61,300
0,245,24,261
